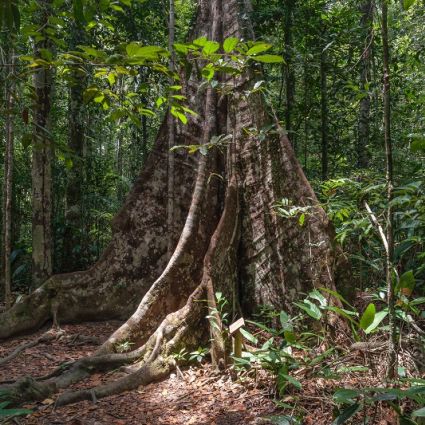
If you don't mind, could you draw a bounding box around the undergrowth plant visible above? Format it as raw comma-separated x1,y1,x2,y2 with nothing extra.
0,390,32,420
228,286,425,424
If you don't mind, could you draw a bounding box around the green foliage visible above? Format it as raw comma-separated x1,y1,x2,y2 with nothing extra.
332,384,425,424
0,391,32,418
0,0,20,32
0,401,32,418
171,346,209,364
188,347,209,363
206,291,230,335
274,198,312,227
321,176,425,299
115,340,134,353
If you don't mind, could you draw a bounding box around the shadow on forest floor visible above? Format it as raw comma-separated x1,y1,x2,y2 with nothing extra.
0,322,284,425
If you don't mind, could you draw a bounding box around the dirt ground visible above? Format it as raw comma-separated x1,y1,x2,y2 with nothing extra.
0,322,283,425
1,321,420,424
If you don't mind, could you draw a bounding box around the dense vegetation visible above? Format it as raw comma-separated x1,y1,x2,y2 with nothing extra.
0,0,424,423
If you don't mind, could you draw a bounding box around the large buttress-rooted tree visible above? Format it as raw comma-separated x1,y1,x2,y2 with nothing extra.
0,0,347,405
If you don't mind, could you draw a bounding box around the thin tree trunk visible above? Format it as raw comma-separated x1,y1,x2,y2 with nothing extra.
32,0,53,287
320,48,329,181
167,0,176,258
381,0,397,379
3,45,14,308
63,19,86,272
284,0,296,150
303,59,309,172
357,0,374,168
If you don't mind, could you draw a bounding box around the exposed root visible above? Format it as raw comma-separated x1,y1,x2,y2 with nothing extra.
203,176,240,367
55,357,174,407
0,335,51,367
98,86,219,355
0,329,64,367
64,334,104,346
0,119,198,340
49,285,208,407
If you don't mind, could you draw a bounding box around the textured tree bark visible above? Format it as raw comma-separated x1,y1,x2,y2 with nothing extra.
167,0,176,259
0,0,349,405
63,19,87,272
31,0,53,287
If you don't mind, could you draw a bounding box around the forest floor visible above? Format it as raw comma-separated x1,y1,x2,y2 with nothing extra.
0,322,282,425
0,321,410,425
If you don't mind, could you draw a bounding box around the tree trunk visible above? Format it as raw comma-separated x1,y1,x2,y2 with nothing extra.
167,0,176,258
31,0,53,287
284,0,296,150
63,18,86,272
0,0,349,406
320,47,329,181
381,0,397,379
357,0,374,168
303,58,310,172
3,44,14,309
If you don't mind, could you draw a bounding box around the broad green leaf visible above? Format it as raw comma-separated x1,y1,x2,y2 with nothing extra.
174,43,189,54
309,289,327,307
193,36,207,47
359,303,376,330
403,0,416,10
364,310,388,334
399,417,418,425
110,109,126,121
246,43,272,56
333,389,360,404
412,406,425,417
203,41,220,55
279,373,302,390
252,54,284,63
320,287,354,309
171,108,187,124
201,65,215,81
395,270,415,296
78,45,102,57
404,385,425,397
126,45,165,60
294,301,322,320
372,393,398,401
240,327,258,344
279,311,290,328
0,404,32,417
223,37,239,53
